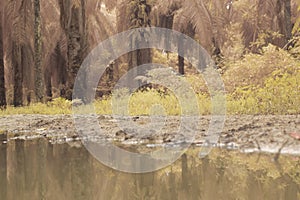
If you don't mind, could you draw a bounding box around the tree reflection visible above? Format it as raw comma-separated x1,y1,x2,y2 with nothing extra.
1,140,300,199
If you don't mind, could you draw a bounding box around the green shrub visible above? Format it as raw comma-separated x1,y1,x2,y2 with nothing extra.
223,44,299,92
227,69,300,114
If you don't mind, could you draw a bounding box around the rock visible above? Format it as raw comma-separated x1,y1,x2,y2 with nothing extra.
289,132,300,140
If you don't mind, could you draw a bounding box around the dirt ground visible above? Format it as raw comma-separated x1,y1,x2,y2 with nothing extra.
0,114,300,155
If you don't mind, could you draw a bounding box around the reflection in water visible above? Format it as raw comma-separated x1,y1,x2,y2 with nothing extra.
0,138,300,200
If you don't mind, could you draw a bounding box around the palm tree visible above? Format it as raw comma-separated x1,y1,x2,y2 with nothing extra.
235,0,292,51
40,0,119,100
7,0,35,106
153,0,224,74
3,0,40,106
40,0,67,99
34,0,44,102
124,0,152,87
86,0,118,88
58,0,87,100
0,3,6,108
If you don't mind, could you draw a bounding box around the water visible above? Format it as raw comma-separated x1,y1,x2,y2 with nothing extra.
0,138,299,200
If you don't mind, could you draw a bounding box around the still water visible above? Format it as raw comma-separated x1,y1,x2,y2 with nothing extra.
0,138,300,200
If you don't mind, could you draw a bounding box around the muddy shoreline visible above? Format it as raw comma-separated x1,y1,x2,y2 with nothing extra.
0,114,300,155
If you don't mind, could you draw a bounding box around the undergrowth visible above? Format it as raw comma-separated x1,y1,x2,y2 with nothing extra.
0,44,299,116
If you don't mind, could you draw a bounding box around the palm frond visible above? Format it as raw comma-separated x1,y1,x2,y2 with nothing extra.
102,0,118,11
156,0,182,15
172,9,189,32
181,0,214,51
116,0,131,31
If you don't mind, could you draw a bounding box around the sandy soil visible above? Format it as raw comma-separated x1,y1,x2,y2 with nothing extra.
0,114,300,154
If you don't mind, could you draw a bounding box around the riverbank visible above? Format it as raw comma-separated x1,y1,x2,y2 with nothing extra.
0,114,299,155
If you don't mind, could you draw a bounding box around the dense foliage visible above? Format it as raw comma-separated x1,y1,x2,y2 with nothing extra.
0,0,299,114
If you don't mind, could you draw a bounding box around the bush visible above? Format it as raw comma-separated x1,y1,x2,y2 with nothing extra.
223,44,299,93
228,69,300,114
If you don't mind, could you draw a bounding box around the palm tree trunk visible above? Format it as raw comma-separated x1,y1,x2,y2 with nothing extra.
9,0,35,106
59,0,87,101
12,41,23,107
178,34,185,75
34,0,44,102
128,0,152,87
51,41,67,98
178,55,184,75
281,0,292,45
0,18,6,108
137,48,151,75
128,41,138,88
